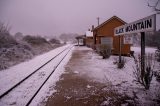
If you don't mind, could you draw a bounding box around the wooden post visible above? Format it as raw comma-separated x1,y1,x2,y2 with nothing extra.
119,35,122,63
141,32,145,82
78,39,79,46
94,31,97,50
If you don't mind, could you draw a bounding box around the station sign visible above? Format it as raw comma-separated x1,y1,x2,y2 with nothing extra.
114,14,156,36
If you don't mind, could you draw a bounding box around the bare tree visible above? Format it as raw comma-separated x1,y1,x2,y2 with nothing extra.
148,0,160,14
133,54,155,89
0,21,11,33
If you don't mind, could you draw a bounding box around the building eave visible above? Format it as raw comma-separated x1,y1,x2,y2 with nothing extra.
93,16,127,31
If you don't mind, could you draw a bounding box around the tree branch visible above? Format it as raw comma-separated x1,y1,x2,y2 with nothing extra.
148,0,160,12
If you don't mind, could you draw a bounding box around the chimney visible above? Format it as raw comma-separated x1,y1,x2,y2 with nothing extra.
91,25,94,32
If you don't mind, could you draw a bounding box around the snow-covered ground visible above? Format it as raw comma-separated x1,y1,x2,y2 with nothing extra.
0,45,159,106
49,46,159,106
77,46,159,105
0,44,74,106
131,46,157,54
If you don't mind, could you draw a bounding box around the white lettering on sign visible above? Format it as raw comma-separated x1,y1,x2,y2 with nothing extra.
114,14,156,36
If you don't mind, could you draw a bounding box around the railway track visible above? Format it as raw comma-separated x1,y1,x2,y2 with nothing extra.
0,45,73,106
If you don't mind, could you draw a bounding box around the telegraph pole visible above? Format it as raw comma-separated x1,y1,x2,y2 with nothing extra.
97,17,100,26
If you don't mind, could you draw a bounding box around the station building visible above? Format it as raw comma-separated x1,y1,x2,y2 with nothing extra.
85,30,94,48
76,35,86,46
92,16,131,55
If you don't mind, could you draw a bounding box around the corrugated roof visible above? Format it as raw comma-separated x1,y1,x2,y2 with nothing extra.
93,16,127,30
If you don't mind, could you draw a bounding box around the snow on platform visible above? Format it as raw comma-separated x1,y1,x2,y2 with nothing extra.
62,46,160,105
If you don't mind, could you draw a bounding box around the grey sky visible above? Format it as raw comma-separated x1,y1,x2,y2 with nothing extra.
0,0,159,36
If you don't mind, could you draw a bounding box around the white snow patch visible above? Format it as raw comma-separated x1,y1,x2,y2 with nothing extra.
74,71,79,74
65,96,72,100
100,100,109,106
86,85,92,89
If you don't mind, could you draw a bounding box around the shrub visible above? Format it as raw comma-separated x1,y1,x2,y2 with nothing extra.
0,43,34,71
23,35,48,45
154,71,160,82
98,44,111,59
133,54,155,89
49,38,61,44
0,57,8,70
0,33,18,48
155,46,160,62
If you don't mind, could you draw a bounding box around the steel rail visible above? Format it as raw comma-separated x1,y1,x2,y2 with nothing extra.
0,45,71,99
26,46,73,106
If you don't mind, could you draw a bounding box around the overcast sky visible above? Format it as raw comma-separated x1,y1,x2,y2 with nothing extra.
0,0,159,36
